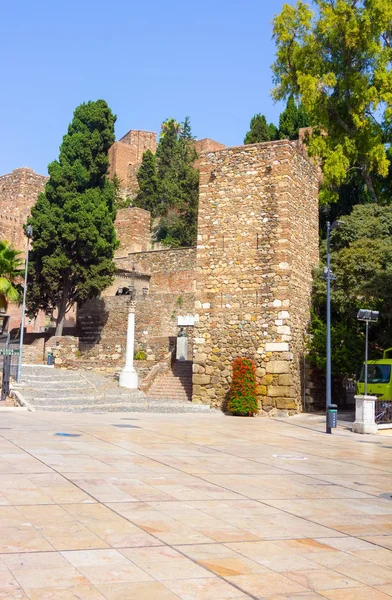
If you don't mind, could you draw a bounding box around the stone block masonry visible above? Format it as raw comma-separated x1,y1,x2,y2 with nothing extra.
0,168,47,252
108,130,157,197
115,207,151,255
193,140,319,413
78,247,197,368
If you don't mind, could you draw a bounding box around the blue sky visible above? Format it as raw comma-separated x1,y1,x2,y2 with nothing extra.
1,0,292,175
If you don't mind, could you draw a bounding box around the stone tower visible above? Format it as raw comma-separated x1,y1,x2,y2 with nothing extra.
0,168,47,252
192,140,319,414
108,130,157,198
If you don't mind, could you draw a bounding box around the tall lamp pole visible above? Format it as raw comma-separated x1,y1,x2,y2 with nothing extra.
17,225,33,383
322,221,342,434
118,263,139,390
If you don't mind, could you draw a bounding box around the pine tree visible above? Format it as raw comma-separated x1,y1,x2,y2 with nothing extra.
27,100,118,336
133,150,159,217
279,95,309,140
244,114,279,144
156,117,199,246
134,116,200,247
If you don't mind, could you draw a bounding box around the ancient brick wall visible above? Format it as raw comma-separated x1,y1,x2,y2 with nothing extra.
192,141,319,413
78,247,197,367
115,247,196,294
0,168,47,252
194,139,226,154
108,130,157,197
115,207,151,255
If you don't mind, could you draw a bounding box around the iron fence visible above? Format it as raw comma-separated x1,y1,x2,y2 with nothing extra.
0,335,20,401
375,399,392,425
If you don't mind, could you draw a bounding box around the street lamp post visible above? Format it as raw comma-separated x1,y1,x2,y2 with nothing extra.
17,225,33,383
118,263,139,390
119,297,138,389
322,220,342,434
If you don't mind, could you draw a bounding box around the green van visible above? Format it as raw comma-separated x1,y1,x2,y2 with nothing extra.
357,348,392,399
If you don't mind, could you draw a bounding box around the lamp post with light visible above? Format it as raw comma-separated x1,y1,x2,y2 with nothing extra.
321,220,342,433
118,263,139,390
17,225,33,383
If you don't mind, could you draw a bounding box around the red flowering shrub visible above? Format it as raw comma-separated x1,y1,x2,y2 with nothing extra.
227,357,258,416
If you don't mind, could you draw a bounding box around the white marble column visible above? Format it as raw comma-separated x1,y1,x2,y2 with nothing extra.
119,300,138,389
352,395,377,434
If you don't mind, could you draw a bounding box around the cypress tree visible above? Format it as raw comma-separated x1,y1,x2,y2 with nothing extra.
244,114,279,144
133,150,159,217
134,116,200,247
27,100,118,336
279,95,309,141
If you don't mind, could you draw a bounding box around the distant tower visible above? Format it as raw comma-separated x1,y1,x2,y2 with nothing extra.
0,168,47,252
108,130,157,198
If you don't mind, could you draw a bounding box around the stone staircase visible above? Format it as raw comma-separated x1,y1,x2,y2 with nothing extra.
12,365,210,413
147,361,193,402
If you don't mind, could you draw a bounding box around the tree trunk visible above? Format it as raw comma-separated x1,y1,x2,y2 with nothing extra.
362,167,378,202
55,276,70,336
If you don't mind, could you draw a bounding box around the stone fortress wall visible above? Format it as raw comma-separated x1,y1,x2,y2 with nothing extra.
108,130,157,198
193,140,319,413
0,125,319,413
0,168,47,252
77,247,196,367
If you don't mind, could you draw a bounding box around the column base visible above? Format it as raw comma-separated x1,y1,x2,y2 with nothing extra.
352,395,377,435
119,367,139,389
352,421,378,435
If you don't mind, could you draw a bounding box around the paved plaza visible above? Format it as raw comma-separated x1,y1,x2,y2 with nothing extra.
0,410,391,599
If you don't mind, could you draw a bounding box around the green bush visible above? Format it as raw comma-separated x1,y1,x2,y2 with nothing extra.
134,350,147,360
227,357,258,416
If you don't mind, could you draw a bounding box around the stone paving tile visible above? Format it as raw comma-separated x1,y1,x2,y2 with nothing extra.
0,590,29,600
284,568,362,590
16,505,109,551
63,503,162,548
2,551,89,589
1,411,392,598
318,588,392,599
162,577,249,599
23,584,106,599
61,549,153,584
97,581,183,599
225,573,310,596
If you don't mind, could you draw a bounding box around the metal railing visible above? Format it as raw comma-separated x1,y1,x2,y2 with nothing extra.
375,399,392,425
0,335,20,401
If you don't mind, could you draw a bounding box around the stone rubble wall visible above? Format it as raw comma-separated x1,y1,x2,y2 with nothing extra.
115,247,196,294
114,207,151,255
192,141,319,413
77,293,195,367
0,168,47,253
108,130,157,197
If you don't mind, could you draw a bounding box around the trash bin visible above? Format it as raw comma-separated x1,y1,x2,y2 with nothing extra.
47,353,54,366
327,404,338,429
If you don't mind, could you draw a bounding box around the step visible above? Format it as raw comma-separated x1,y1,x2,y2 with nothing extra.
36,403,210,413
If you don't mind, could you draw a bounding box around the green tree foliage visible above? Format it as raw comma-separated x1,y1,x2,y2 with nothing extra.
244,114,279,144
0,241,23,311
279,94,309,140
27,100,118,336
309,204,392,376
227,357,258,416
134,116,200,247
112,174,129,210
134,151,159,216
272,0,392,204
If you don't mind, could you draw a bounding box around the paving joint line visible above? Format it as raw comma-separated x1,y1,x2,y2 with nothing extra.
0,424,257,600
4,412,392,571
